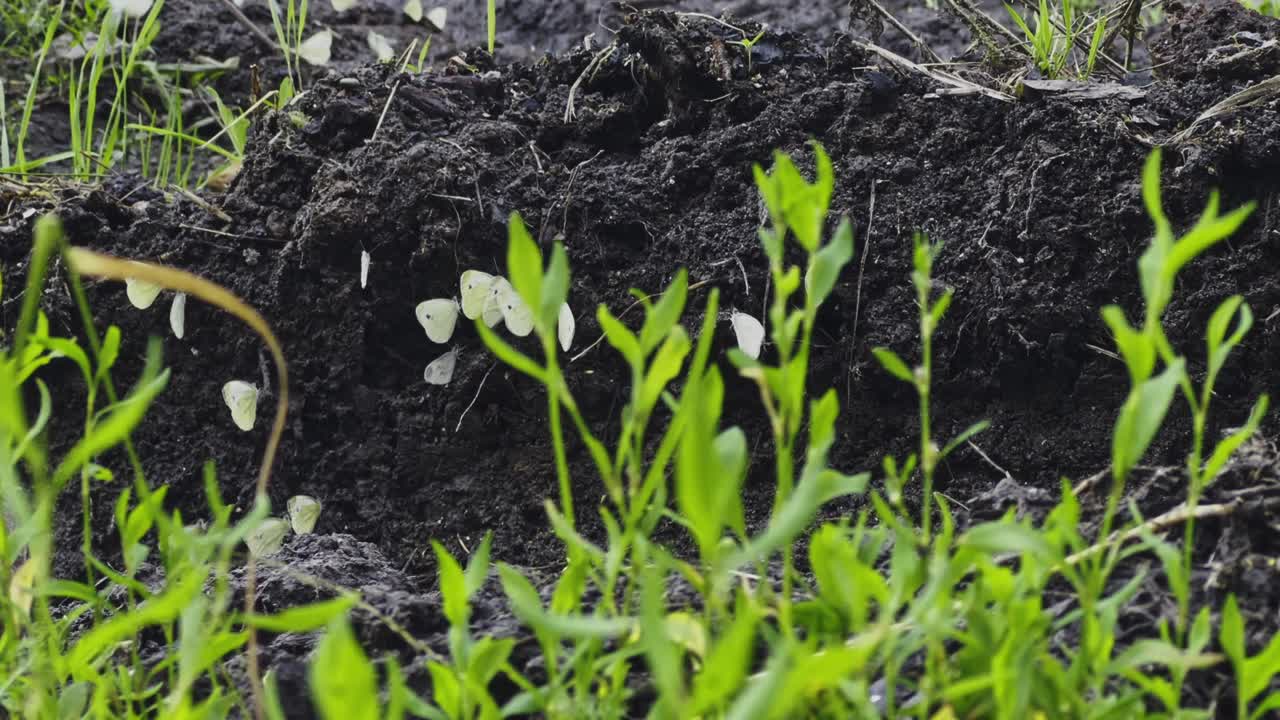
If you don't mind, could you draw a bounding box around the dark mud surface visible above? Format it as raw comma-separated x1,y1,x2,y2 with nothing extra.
5,0,1280,713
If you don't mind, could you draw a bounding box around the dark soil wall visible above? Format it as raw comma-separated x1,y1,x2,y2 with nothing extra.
3,1,1280,708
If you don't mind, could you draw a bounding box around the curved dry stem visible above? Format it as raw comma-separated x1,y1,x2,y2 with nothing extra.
64,246,287,720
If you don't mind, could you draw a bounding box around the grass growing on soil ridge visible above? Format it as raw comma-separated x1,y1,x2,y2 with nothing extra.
5,142,1280,717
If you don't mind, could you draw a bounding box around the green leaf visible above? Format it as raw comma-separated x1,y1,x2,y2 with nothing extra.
691,594,758,713
1202,395,1268,484
638,326,690,417
872,347,914,384
433,541,469,627
56,682,91,720
939,420,991,462
52,341,169,491
1220,594,1245,664
1251,692,1280,720
597,305,643,370
467,636,515,687
427,661,462,717
1243,630,1280,705
539,243,570,336
1167,197,1255,280
805,217,854,307
640,269,688,355
641,559,686,712
505,212,543,319
498,564,632,639
476,319,546,383
1101,306,1155,383
961,520,1056,562
465,531,494,598
68,571,205,678
310,618,380,720
246,594,358,632
1111,359,1184,482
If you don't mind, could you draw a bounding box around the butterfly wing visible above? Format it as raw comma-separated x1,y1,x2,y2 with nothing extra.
246,518,288,557
460,270,495,319
416,299,460,343
126,278,162,309
731,312,765,359
170,292,187,339
558,303,575,352
287,495,322,535
424,349,458,385
483,278,511,328
498,283,535,337
222,381,259,432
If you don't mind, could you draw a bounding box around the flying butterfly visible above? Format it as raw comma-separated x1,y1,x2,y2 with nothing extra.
298,30,333,66
222,380,259,432
425,6,447,30
730,311,765,360
416,299,460,343
367,30,394,62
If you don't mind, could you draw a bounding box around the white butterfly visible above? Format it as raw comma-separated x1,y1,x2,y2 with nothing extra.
109,0,153,18
246,518,288,557
730,311,765,359
416,299,460,343
558,302,575,352
426,6,448,31
170,292,187,339
460,270,495,320
222,380,259,432
494,280,534,337
403,0,423,22
125,277,162,309
424,348,458,385
298,30,333,66
360,250,370,289
331,0,357,11
287,495,322,535
367,30,394,62
482,277,512,329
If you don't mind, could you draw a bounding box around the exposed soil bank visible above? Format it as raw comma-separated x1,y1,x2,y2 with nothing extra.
4,0,1280,713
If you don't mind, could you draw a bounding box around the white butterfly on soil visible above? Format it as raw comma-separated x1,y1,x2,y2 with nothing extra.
287,495,322,535
298,30,333,66
246,518,288,557
558,302,575,352
488,278,534,337
222,380,259,432
403,0,423,22
331,0,358,11
360,250,370,289
170,292,187,339
424,347,459,385
416,298,460,343
481,278,511,329
730,311,765,359
125,277,162,309
460,270,496,320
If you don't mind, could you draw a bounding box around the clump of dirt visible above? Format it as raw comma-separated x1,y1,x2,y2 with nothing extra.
4,0,1280,709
